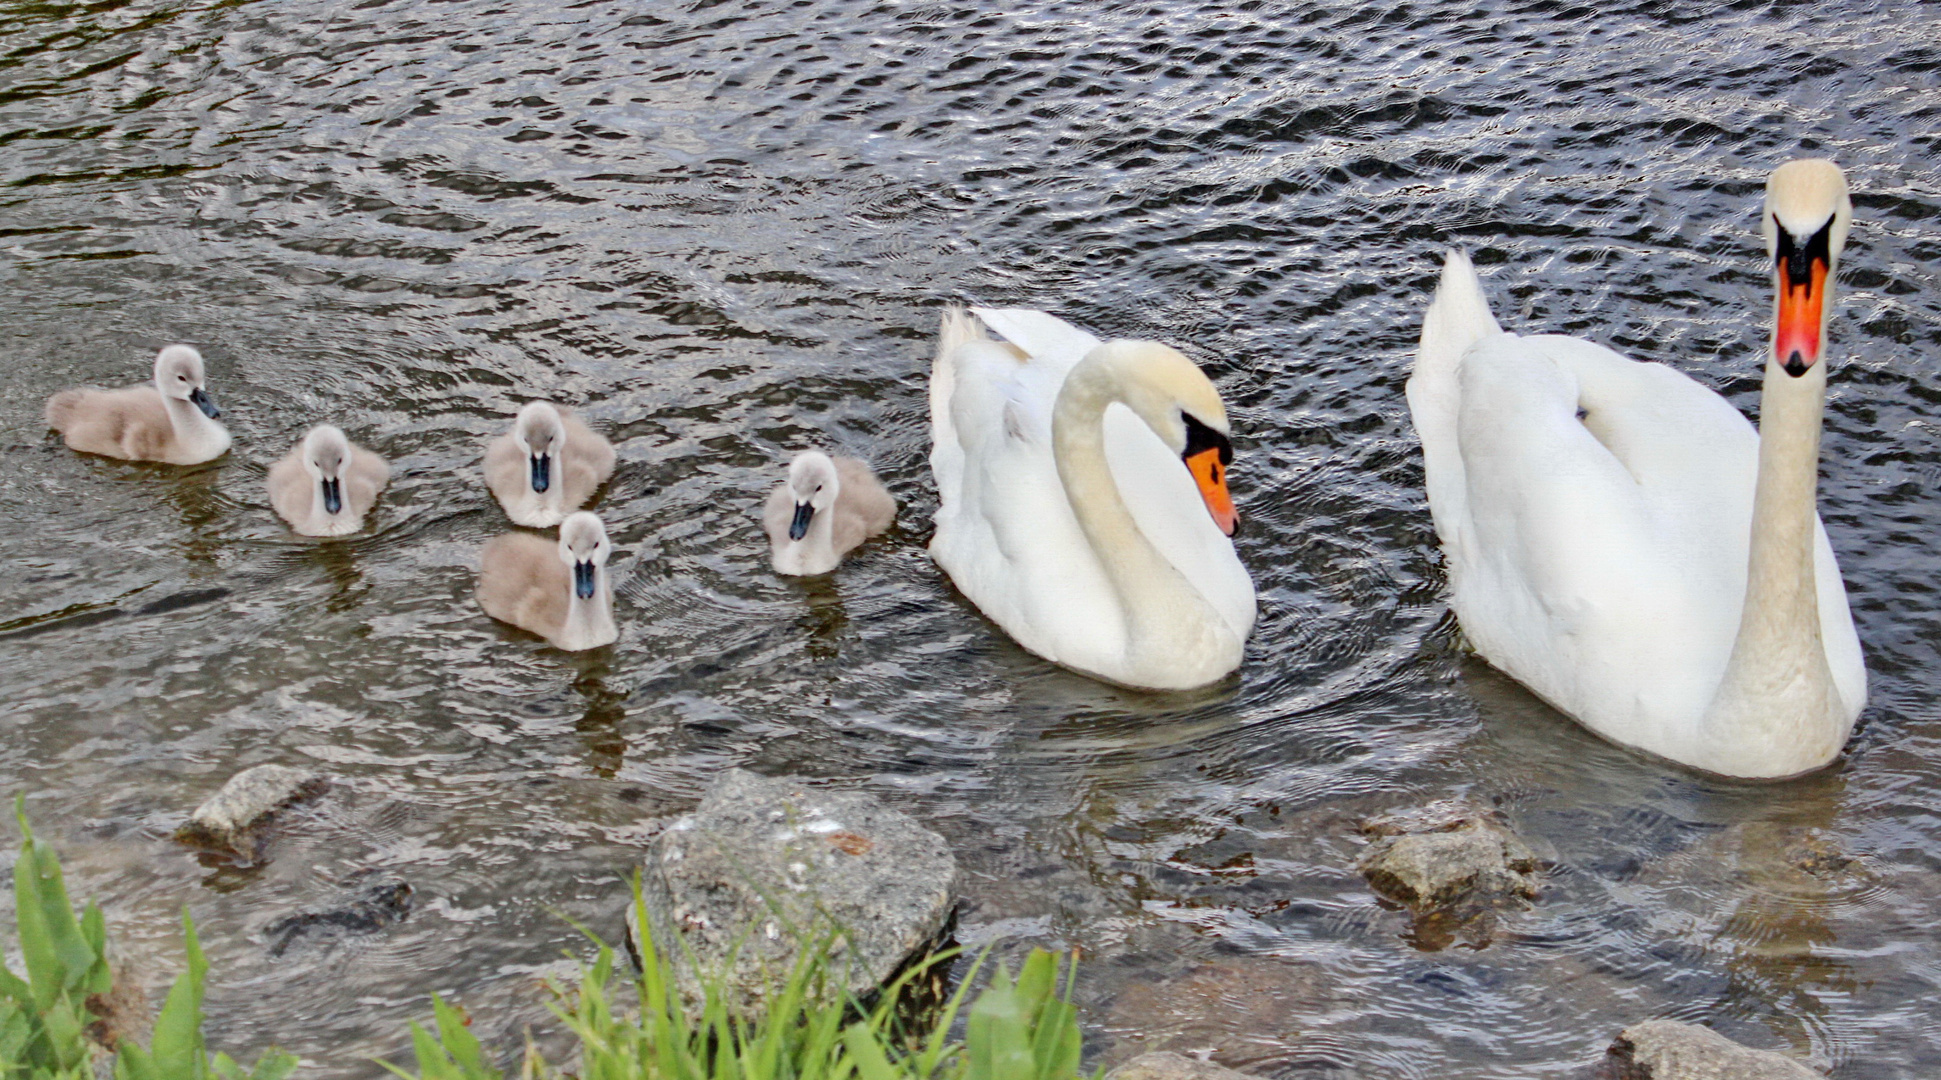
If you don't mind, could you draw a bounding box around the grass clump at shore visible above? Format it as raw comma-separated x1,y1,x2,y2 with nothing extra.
400,888,1096,1080
0,799,297,1080
2,805,1097,1080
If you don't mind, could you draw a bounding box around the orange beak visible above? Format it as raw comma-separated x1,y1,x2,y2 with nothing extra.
1185,446,1238,536
1774,257,1826,377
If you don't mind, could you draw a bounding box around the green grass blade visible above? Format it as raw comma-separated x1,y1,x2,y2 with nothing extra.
146,909,210,1080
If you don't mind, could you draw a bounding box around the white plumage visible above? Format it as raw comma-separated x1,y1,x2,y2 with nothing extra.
928,306,1255,690
1407,160,1865,779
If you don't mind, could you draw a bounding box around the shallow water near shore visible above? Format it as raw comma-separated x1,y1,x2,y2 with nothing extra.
2,0,1939,1075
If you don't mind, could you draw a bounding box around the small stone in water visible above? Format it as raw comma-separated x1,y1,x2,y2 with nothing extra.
1104,1052,1260,1080
173,764,328,863
1594,1019,1825,1079
1357,803,1540,949
265,880,414,957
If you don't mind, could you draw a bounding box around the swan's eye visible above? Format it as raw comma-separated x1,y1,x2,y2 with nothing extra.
1180,412,1233,466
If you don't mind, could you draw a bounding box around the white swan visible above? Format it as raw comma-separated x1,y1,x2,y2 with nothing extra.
267,425,390,537
929,307,1255,691
44,345,230,464
1407,159,1866,779
477,511,618,651
484,401,615,527
765,450,896,576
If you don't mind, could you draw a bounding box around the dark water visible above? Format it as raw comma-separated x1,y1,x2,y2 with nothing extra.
2,0,1939,1075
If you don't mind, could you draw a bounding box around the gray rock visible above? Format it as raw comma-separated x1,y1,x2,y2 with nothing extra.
1104,1051,1260,1080
1356,804,1540,950
173,764,327,862
1358,809,1539,909
1595,1020,1824,1079
631,769,956,1016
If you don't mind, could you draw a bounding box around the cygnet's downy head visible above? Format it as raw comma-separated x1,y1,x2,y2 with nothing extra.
556,511,611,600
1762,158,1852,378
784,451,841,541
514,401,566,495
302,424,353,515
154,345,219,418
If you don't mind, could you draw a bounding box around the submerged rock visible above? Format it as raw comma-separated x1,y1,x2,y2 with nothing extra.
631,768,956,1015
1104,1051,1260,1079
1594,1020,1824,1079
1102,954,1349,1068
1357,803,1539,949
173,764,328,863
265,879,413,957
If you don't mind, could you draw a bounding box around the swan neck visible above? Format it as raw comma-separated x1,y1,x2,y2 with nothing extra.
1050,357,1221,670
1699,358,1844,773
563,580,616,647
164,394,214,436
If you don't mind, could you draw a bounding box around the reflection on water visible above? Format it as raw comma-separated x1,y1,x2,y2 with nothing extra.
792,575,851,662
570,657,629,778
0,0,1939,1075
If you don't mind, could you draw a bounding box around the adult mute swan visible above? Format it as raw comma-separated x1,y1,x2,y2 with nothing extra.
765,450,896,576
45,345,230,464
929,307,1255,691
477,511,618,651
1407,159,1866,779
484,401,615,527
268,424,390,537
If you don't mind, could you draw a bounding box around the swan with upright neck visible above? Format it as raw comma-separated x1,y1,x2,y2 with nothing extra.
929,307,1255,690
765,450,896,576
45,345,230,465
268,424,390,537
477,511,618,651
1407,159,1866,779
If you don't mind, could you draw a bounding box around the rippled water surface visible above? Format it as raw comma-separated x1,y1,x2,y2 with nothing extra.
2,0,1939,1075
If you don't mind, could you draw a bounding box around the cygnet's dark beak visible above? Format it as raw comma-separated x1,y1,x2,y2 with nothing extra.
573,559,597,600
320,477,343,515
788,501,814,542
529,453,551,494
189,387,220,418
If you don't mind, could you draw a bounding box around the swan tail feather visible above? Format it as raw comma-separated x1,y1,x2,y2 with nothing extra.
1418,249,1502,378
1409,250,1503,566
933,305,983,453
44,389,82,432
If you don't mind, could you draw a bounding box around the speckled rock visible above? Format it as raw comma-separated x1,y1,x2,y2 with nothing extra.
1355,804,1541,950
1594,1020,1824,1080
1104,1051,1260,1080
1358,811,1539,909
630,769,956,1015
173,764,327,862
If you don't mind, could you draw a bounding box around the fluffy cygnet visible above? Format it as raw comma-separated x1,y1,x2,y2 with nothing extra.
44,345,230,464
764,450,896,576
483,401,615,527
267,424,390,537
477,511,618,651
